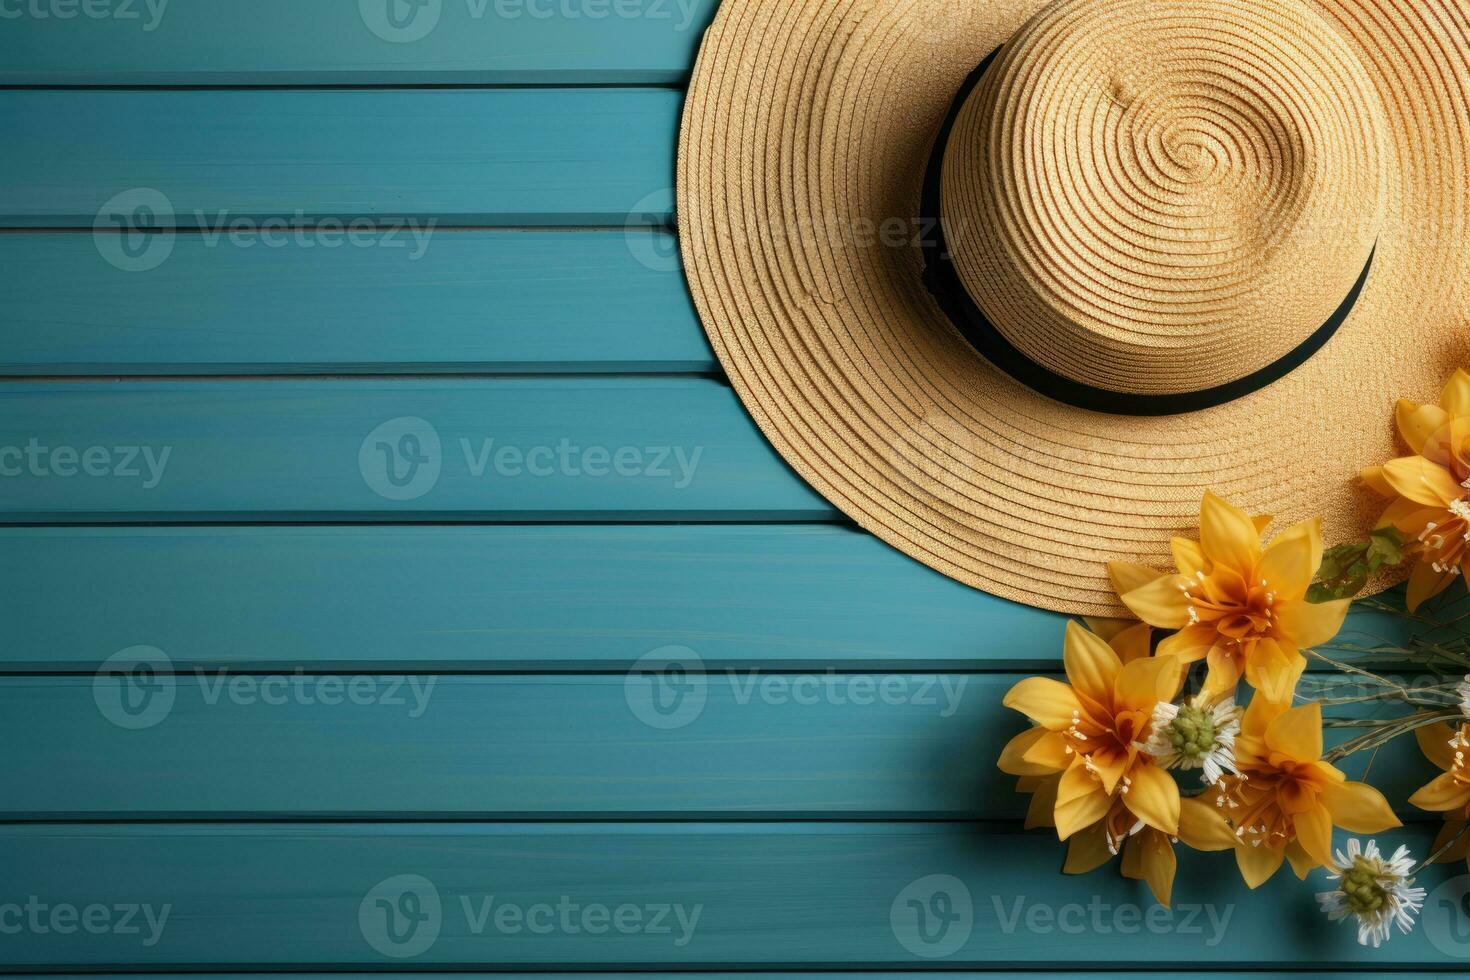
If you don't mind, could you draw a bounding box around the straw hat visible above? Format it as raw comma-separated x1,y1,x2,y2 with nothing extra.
678,0,1470,615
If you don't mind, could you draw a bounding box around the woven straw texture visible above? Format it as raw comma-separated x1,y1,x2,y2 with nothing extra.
678,0,1470,615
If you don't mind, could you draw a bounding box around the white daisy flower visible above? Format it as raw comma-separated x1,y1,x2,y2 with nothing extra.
1316,839,1426,948
1457,673,1470,719
1140,693,1241,786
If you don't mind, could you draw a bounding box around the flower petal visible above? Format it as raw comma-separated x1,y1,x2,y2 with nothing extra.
1293,802,1335,868
1243,638,1306,704
1177,795,1238,851
1398,399,1453,455
1171,537,1208,578
1119,574,1193,629
998,727,1053,776
1361,465,1396,499
1256,519,1321,600
1022,730,1075,772
1321,779,1402,831
1415,722,1459,772
1382,455,1464,507
1107,622,1153,664
1063,821,1114,874
1442,368,1470,417
1024,774,1060,830
1115,653,1185,714
1156,624,1215,663
1063,621,1122,708
1200,492,1262,574
1122,763,1180,836
1240,689,1289,740
1408,772,1470,813
1285,840,1317,880
1200,644,1243,700
1274,597,1350,648
1235,841,1285,889
1056,757,1099,806
1264,700,1323,763
1108,561,1169,598
1055,784,1112,840
1082,617,1133,642
1121,830,1176,907
1003,677,1081,729
1408,559,1459,612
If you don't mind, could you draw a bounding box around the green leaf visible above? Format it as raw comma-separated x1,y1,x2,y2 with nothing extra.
1309,527,1412,602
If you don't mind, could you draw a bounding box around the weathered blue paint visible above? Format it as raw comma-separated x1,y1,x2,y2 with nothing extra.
0,89,677,227
0,0,719,85
0,232,708,375
0,379,831,521
0,822,1455,968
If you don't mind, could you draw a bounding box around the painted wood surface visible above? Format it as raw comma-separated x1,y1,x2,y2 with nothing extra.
0,526,1411,672
1,822,1457,968
0,231,707,375
0,526,1044,671
0,380,830,521
0,0,717,85
0,89,677,227
0,674,1434,820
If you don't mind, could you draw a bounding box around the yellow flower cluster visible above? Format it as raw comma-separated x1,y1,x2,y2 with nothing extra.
999,493,1399,906
1361,369,1470,609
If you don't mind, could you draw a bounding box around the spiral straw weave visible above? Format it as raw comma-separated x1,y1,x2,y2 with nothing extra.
678,0,1470,614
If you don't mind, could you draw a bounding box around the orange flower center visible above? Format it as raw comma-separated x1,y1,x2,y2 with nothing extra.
1450,725,1470,786
1183,575,1277,642
1217,771,1301,848
1419,500,1470,574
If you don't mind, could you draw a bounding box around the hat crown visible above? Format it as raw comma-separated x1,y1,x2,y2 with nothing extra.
940,0,1386,398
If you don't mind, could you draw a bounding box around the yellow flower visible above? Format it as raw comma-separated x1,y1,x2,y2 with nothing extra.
1213,696,1400,887
1061,793,1238,907
1109,492,1351,701
1408,721,1470,871
1362,368,1470,610
999,622,1184,841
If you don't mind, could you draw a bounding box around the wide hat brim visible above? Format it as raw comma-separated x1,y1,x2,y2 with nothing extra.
678,0,1470,615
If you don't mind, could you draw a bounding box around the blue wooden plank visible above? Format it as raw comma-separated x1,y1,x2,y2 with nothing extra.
0,231,708,375
0,0,716,85
0,674,993,819
0,526,1410,671
0,674,1434,820
0,525,1048,670
0,380,830,521
0,89,677,227
0,822,1456,967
